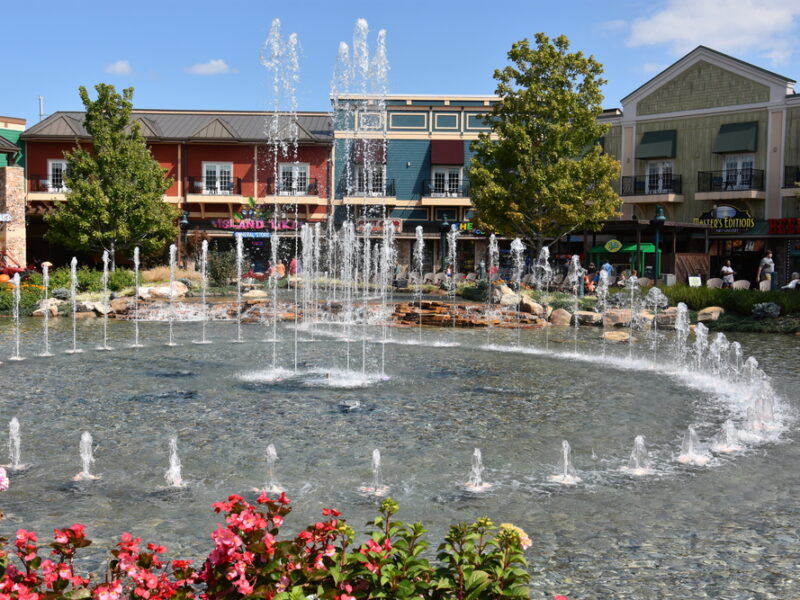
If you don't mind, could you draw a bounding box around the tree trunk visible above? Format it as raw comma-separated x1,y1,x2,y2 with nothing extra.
110,241,116,272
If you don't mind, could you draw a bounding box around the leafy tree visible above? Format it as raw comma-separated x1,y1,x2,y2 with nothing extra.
45,84,177,268
468,33,621,253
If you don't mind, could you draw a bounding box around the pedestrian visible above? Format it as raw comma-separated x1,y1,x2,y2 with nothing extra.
755,250,776,290
601,260,613,277
781,272,800,290
720,259,735,288
289,256,298,275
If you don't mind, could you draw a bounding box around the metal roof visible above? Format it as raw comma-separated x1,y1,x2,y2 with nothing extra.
21,110,333,144
0,136,20,155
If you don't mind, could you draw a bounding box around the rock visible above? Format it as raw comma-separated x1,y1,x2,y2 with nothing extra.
144,281,189,299
603,330,631,342
111,297,134,313
574,310,602,325
491,284,514,303
549,308,572,326
603,308,632,328
697,306,725,322
499,292,521,307
32,302,58,318
73,311,97,319
519,296,544,316
93,302,112,315
243,289,268,300
655,306,678,330
51,287,70,300
752,302,780,319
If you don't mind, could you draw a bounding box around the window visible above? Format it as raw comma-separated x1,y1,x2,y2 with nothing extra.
353,165,386,196
48,160,68,192
278,163,309,195
435,209,457,222
723,154,755,191
431,167,462,197
646,161,674,194
202,162,234,195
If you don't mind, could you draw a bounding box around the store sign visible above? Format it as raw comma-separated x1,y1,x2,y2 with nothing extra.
693,205,756,232
768,218,800,235
0,213,11,223
355,218,403,234
212,218,300,231
604,239,623,253
233,232,271,238
457,221,484,235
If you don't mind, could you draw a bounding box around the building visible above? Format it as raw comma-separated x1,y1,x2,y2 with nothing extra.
0,117,26,267
21,110,332,264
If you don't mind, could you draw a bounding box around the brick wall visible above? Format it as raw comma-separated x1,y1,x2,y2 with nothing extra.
0,166,26,266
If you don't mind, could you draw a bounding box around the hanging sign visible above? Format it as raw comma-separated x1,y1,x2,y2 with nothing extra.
355,218,403,234
693,205,755,232
604,239,623,253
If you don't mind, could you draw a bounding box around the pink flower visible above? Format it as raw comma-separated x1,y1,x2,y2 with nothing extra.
554,596,570,600
0,467,9,492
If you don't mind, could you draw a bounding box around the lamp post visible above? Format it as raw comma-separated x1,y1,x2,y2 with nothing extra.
438,215,450,271
179,210,190,268
652,204,666,280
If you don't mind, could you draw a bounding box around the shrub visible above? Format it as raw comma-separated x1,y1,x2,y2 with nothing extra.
142,266,201,284
30,266,136,293
0,494,535,600
663,285,800,316
208,248,237,288
0,283,44,315
752,302,781,319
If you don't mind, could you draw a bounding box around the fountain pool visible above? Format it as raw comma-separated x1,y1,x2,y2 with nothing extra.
0,317,797,599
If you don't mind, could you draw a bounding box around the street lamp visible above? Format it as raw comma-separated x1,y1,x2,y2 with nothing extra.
439,215,450,271
652,204,666,280
179,210,190,268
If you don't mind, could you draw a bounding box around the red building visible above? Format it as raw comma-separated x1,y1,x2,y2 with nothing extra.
21,110,332,262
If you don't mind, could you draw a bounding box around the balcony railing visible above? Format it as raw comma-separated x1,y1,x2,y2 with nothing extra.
266,178,318,196
29,175,67,193
347,179,396,198
784,166,800,188
188,176,241,195
422,180,470,197
621,174,682,196
697,169,764,192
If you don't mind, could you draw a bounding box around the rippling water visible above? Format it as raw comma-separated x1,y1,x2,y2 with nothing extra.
0,316,797,599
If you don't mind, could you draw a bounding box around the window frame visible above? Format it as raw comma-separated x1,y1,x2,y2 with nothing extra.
431,166,463,197
202,161,234,195
47,159,68,193
352,164,387,197
277,162,310,195
645,160,674,194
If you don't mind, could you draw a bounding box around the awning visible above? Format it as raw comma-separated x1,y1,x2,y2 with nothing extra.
635,130,676,159
588,243,661,254
351,139,386,164
430,139,464,165
713,122,758,153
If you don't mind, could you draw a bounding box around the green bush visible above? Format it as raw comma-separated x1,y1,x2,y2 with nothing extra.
208,247,237,287
457,282,487,301
0,283,44,315
29,266,134,292
662,285,800,316
107,268,135,291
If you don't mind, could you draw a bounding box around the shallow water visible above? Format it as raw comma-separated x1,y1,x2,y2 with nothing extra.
0,316,797,599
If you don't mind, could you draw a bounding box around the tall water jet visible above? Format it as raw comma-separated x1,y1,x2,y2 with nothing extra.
414,225,425,341
259,443,283,494
485,234,500,343
166,244,178,347
596,270,609,355
379,220,396,375
621,435,651,476
534,246,552,349
193,240,211,344
65,257,82,354
7,417,23,471
97,250,112,350
131,247,144,348
9,273,22,360
626,274,640,360
673,302,689,364
693,322,709,370
446,224,459,330
549,440,581,485
566,255,582,352
39,263,53,357
510,238,525,341
676,426,711,466
360,222,371,374
712,420,743,453
645,287,667,363
465,448,492,491
359,448,389,496
269,233,281,367
73,431,98,480
234,233,244,343
164,437,184,487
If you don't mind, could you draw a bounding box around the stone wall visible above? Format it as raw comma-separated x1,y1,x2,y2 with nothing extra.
0,166,26,267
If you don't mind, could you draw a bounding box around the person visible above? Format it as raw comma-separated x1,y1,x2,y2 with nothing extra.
289,257,298,275
275,260,286,279
782,272,800,290
601,260,613,278
755,250,776,290
720,259,735,288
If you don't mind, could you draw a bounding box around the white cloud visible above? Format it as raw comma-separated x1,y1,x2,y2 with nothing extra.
185,59,236,75
642,62,668,74
105,60,132,75
600,20,627,33
628,0,800,65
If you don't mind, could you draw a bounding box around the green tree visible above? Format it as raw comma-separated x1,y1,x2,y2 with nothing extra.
468,33,621,253
45,84,177,267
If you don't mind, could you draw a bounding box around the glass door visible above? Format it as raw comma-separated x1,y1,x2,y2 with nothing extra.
646,161,673,194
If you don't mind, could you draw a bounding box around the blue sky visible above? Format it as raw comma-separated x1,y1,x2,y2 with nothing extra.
5,0,800,126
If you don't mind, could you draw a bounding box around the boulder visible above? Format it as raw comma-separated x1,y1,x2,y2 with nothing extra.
697,306,725,322
602,330,632,342
603,308,632,328
574,310,602,326
243,289,269,301
144,281,189,299
32,300,58,318
110,297,134,313
549,308,572,326
93,302,112,316
73,311,97,319
519,296,544,316
491,284,515,303
655,306,678,330
499,292,521,307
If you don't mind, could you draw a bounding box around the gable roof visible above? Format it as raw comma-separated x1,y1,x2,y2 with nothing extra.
22,110,333,144
0,136,20,155
622,46,795,104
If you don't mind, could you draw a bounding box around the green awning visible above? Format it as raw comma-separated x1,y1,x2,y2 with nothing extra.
635,130,676,159
713,122,758,153
588,243,661,254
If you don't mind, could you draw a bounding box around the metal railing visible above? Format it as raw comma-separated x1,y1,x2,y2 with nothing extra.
784,166,800,188
620,174,682,196
29,175,67,193
697,169,764,192
265,178,318,196
188,176,241,195
348,178,396,197
422,180,470,197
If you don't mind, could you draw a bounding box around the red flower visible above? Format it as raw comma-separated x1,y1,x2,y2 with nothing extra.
322,508,341,517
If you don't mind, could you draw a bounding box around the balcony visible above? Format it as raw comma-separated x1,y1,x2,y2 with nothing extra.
697,169,764,192
783,166,800,196
342,179,397,204
188,176,241,196
28,175,67,194
620,175,683,204
266,178,318,196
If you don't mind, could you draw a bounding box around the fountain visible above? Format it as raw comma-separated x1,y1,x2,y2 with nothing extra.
73,431,98,481
566,255,582,352
676,426,711,466
711,420,743,454
645,287,667,363
446,224,459,330
65,257,82,354
596,270,609,355
97,250,113,351
621,435,651,476
359,448,389,496
131,247,144,348
6,417,23,471
234,233,244,343
9,273,22,360
510,238,525,342
193,240,211,345
465,448,492,492
414,225,425,342
39,263,52,357
258,443,283,494
549,440,581,485
164,437,184,488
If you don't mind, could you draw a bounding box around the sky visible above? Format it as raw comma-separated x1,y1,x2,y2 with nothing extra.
5,0,800,126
